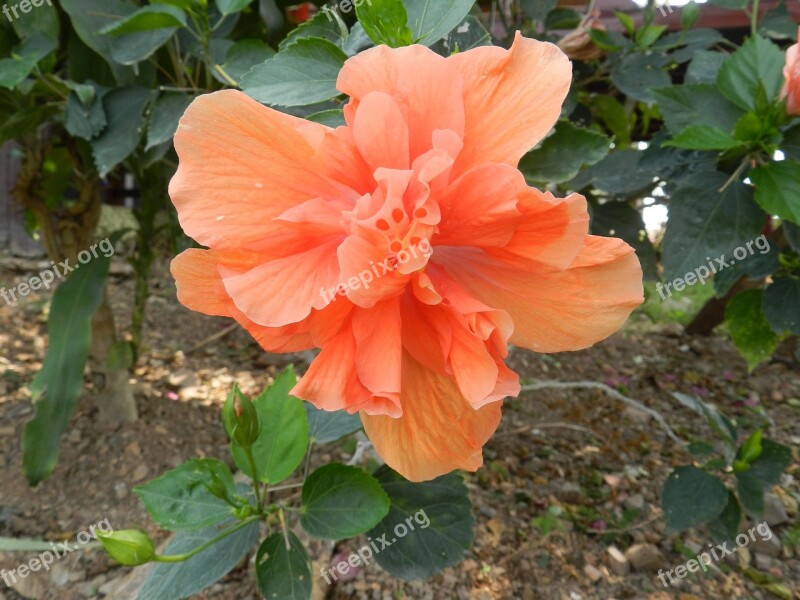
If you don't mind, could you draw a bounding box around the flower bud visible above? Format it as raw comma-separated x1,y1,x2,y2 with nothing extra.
222,385,261,449
557,11,606,62
97,530,156,566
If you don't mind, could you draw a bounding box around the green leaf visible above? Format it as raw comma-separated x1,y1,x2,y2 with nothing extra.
707,491,742,545
571,149,655,195
63,91,106,139
256,532,312,600
745,439,792,486
240,37,347,107
681,1,700,29
404,0,476,46
11,0,59,41
279,11,343,51
368,466,473,580
232,367,309,484
306,108,346,127
521,0,557,21
219,39,275,83
90,86,153,177
662,466,730,532
545,8,580,31
305,404,361,443
520,120,610,184
662,171,765,282
100,5,187,36
672,392,738,448
133,459,237,531
686,50,727,84
725,289,781,370
430,15,491,56
615,11,635,36
663,125,743,151
0,104,56,144
737,471,766,514
709,0,748,8
713,242,779,296
301,464,390,540
717,35,785,111
590,95,630,144
762,277,800,335
138,520,260,600
655,29,724,63
146,92,193,150
652,84,743,135
610,53,671,103
636,24,666,49
216,0,254,15
759,1,797,40
0,34,58,90
357,0,413,47
750,161,800,224
22,256,111,485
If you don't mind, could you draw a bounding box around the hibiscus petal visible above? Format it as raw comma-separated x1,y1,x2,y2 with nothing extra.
435,236,644,352
337,45,465,162
361,352,502,482
170,90,357,251
222,241,341,327
449,32,572,173
352,299,402,408
353,91,410,171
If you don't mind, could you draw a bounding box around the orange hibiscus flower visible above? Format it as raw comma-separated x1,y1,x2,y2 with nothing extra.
783,27,800,116
170,33,644,482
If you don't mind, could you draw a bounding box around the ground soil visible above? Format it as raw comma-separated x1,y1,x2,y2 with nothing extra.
0,257,798,600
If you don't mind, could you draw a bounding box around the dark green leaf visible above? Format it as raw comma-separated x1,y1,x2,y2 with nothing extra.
138,520,259,600
430,15,491,56
405,0,476,46
672,391,738,448
0,104,56,144
590,201,658,280
663,125,743,151
662,466,729,532
216,0,254,15
662,171,765,282
146,92,193,150
744,439,792,488
782,124,800,161
0,34,57,90
521,0,557,21
725,289,781,370
305,404,361,443
368,466,473,580
759,1,797,40
90,86,153,177
686,50,727,84
22,256,111,484
611,53,671,102
219,39,275,83
256,532,312,600
750,160,800,224
713,242,779,296
357,0,413,47
100,5,187,36
717,35,785,111
763,277,800,335
279,10,342,51
240,37,346,107
545,8,580,31
737,471,766,514
232,367,309,484
652,84,743,135
11,0,59,41
65,87,108,140
134,459,237,531
520,120,610,184
571,149,655,195
707,491,742,545
301,464,390,540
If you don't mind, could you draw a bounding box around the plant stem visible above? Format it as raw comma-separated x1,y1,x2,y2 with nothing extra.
244,446,263,508
153,518,259,563
751,0,760,36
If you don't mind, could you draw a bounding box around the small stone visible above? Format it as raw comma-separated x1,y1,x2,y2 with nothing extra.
624,543,665,572
763,493,789,527
554,481,582,503
622,406,651,424
49,563,71,586
624,494,646,511
131,464,150,482
750,534,782,557
607,545,630,576
754,553,778,571
584,564,603,583
168,368,198,388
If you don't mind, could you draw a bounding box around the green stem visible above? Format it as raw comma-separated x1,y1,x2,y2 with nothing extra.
244,446,263,508
153,518,259,563
751,0,760,36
